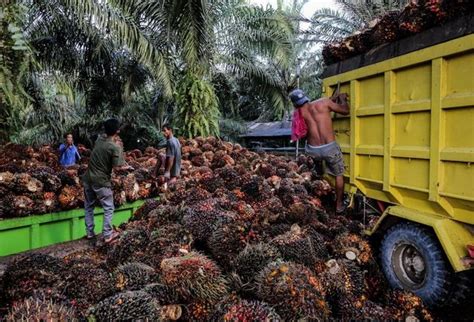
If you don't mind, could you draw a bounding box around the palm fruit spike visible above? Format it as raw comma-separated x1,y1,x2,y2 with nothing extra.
270,224,328,267
2,254,64,301
87,291,161,321
221,299,282,321
114,262,157,291
256,261,330,320
6,295,76,321
160,252,229,302
143,283,181,305
233,243,282,284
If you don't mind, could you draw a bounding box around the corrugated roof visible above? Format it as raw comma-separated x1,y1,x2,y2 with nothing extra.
241,121,291,138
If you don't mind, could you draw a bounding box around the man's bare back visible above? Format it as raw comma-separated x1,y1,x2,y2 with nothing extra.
299,95,349,146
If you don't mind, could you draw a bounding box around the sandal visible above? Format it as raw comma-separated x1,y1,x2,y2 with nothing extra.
336,204,348,214
104,231,120,244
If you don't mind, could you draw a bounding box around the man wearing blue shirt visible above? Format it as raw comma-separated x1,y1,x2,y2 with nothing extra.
59,134,81,167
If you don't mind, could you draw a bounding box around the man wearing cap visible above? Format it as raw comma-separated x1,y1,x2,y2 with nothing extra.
289,89,350,214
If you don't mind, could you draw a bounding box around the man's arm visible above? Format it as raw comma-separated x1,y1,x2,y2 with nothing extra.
59,144,67,153
164,141,176,179
328,94,350,115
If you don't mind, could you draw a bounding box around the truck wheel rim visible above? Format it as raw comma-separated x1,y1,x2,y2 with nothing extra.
392,243,426,289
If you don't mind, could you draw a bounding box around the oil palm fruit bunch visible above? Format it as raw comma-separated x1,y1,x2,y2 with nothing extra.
63,264,115,306
233,243,282,284
150,223,190,246
29,168,62,192
371,11,401,46
3,254,64,301
319,259,367,318
332,232,373,264
132,199,160,221
114,262,157,291
143,283,181,305
182,201,233,241
285,201,321,225
215,166,241,190
199,172,225,193
57,169,79,186
6,295,76,321
58,185,83,209
208,219,260,268
221,299,281,321
36,192,58,214
87,291,161,321
13,173,44,194
256,261,330,320
387,290,433,321
160,252,229,303
123,173,140,202
5,195,35,217
106,228,150,267
320,259,366,298
183,301,216,321
271,225,328,267
179,187,212,205
147,204,185,229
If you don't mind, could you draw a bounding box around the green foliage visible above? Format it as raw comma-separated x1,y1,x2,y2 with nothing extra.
175,73,220,138
0,1,34,142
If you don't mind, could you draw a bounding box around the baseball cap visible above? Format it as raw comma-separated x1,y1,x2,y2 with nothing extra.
289,89,310,107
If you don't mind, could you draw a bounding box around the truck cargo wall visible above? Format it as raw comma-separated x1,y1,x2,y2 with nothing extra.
0,200,145,257
323,35,474,224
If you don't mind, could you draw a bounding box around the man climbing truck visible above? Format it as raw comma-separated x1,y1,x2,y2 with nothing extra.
321,20,474,306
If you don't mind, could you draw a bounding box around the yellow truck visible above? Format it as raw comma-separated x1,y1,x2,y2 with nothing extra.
322,17,473,307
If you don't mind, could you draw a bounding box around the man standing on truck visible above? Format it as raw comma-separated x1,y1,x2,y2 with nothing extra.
59,133,81,167
289,89,350,214
81,118,130,244
155,124,181,185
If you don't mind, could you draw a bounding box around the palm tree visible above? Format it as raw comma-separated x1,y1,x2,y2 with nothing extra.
2,0,294,142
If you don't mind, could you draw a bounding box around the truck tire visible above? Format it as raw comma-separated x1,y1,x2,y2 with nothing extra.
380,222,470,307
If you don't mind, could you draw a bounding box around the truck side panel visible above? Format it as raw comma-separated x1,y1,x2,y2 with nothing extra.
324,35,474,225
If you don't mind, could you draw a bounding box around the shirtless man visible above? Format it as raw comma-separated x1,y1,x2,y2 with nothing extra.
289,89,350,213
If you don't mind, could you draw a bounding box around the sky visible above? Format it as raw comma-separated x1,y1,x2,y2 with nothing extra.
250,0,338,18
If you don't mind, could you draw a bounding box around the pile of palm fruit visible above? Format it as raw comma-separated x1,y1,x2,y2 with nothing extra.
0,137,434,320
322,0,474,65
0,143,159,218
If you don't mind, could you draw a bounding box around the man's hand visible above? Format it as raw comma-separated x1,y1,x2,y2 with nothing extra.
338,93,349,101
164,171,171,180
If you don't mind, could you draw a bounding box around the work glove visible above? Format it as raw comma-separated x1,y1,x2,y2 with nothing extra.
164,171,171,180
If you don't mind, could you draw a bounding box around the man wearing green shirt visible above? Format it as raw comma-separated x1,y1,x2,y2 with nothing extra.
82,118,125,243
